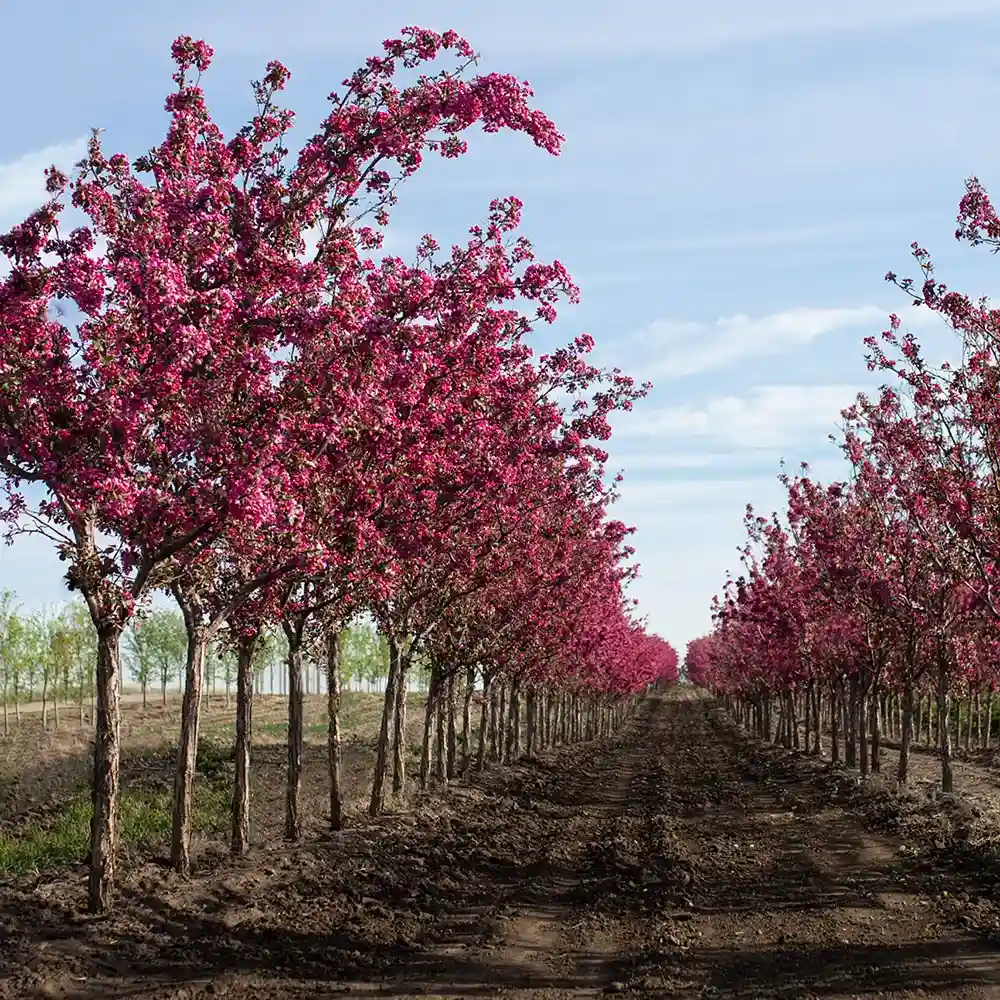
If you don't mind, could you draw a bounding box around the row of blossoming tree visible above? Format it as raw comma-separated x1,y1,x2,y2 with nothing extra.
0,28,678,913
686,173,1000,801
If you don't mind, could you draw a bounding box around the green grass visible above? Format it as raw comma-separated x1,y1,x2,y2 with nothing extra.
0,781,231,876
258,721,329,736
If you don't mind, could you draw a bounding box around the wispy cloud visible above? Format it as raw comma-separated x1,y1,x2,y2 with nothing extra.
616,477,769,505
0,139,88,224
616,383,860,450
610,453,714,471
629,304,944,381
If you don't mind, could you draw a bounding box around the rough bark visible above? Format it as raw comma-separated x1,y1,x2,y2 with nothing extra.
461,664,474,770
369,636,400,817
282,618,306,841
830,683,840,763
939,657,954,794
446,672,457,779
88,622,124,914
419,667,439,790
476,672,492,771
170,617,206,876
869,685,881,774
987,686,995,749
392,651,409,796
434,670,446,783
231,632,257,856
326,628,343,831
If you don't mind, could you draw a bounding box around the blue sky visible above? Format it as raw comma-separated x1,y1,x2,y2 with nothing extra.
2,0,999,653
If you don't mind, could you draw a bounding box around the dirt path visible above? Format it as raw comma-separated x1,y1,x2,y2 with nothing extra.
4,695,1000,998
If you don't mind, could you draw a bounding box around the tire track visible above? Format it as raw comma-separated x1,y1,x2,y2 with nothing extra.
11,694,1000,999
622,698,1000,999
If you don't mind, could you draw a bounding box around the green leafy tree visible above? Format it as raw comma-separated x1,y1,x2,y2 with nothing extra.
219,646,237,707
20,615,40,703
62,600,97,725
22,611,50,726
47,610,76,728
128,608,186,707
340,622,389,692
6,611,27,722
125,620,155,708
252,628,278,696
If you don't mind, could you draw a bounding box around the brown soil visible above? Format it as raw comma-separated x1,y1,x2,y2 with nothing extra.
4,693,1000,998
0,692,425,842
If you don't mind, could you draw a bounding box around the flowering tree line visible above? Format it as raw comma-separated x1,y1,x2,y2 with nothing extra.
0,27,678,913
686,173,1000,799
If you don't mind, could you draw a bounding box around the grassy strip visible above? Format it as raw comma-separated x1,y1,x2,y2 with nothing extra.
0,781,230,875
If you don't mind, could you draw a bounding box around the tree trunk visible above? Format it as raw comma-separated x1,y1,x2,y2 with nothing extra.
420,668,439,790
830,684,840,764
369,637,401,817
231,633,257,856
326,628,343,831
974,687,982,750
811,683,822,755
496,684,507,761
803,685,811,754
964,683,973,754
434,672,446,784
510,682,522,759
897,683,914,785
284,622,305,841
869,685,881,774
526,689,536,758
858,680,869,777
477,673,492,770
987,686,995,750
170,628,206,876
461,664,474,771
938,658,954,794
392,653,409,796
446,673,457,779
88,622,124,914
846,678,858,768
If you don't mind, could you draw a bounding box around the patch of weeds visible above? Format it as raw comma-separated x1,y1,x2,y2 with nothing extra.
259,721,328,736
0,781,231,876
197,736,236,777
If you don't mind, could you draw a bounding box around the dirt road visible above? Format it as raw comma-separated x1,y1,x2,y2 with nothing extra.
4,694,1000,998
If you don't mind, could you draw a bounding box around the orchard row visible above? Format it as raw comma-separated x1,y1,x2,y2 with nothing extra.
686,175,1000,792
0,27,678,913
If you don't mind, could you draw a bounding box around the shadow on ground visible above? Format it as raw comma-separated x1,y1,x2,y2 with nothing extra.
3,697,1000,998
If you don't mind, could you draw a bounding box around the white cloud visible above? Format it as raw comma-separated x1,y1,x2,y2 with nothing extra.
0,138,88,224
610,452,714,471
630,304,944,381
616,477,766,505
617,384,860,450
